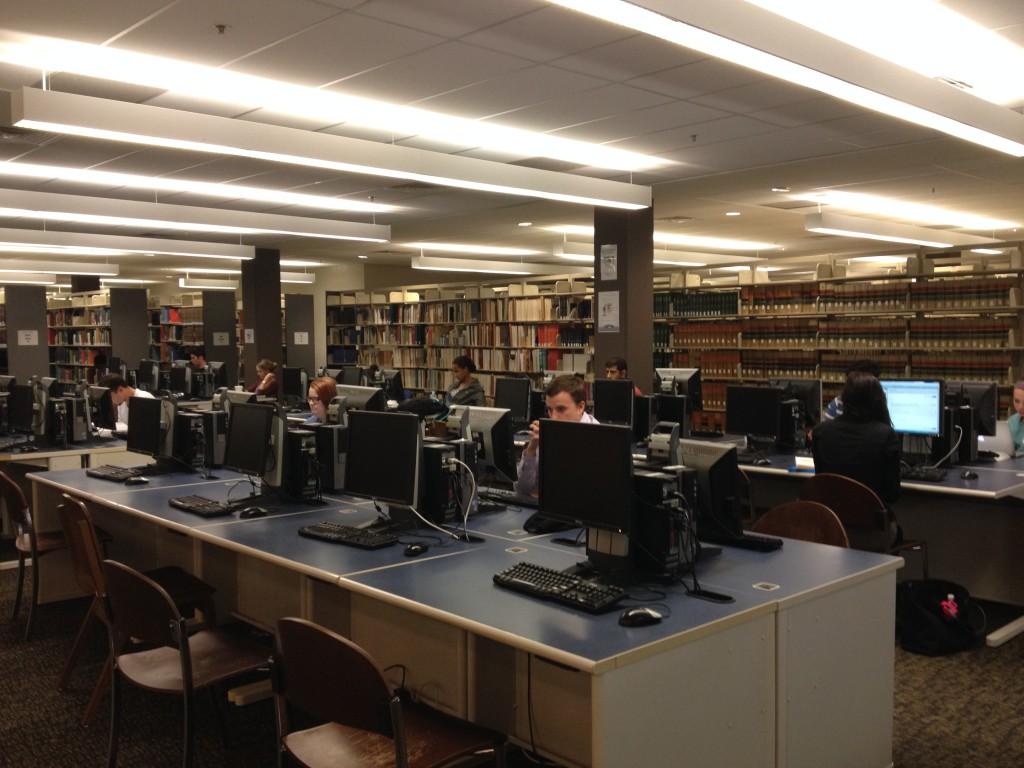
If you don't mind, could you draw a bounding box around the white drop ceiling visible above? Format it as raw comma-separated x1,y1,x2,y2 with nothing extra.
1,0,1024,281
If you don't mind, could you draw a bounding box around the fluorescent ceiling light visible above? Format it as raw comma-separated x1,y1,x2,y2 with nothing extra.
0,272,57,285
179,276,237,291
406,242,541,257
169,267,241,275
547,0,1024,156
718,265,782,272
0,37,664,172
545,224,778,251
9,89,652,211
544,225,595,237
280,272,315,284
971,248,1004,255
725,211,741,216
0,226,255,261
280,259,324,267
0,259,117,276
745,0,1024,106
848,255,909,265
794,191,1019,230
101,278,159,284
411,255,590,276
0,159,394,214
0,188,388,243
805,212,992,248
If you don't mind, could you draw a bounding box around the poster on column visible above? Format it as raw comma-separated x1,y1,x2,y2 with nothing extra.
600,243,618,281
597,290,620,333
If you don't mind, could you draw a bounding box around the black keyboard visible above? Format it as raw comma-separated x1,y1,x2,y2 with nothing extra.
702,532,784,552
493,562,626,613
169,495,232,518
87,465,140,482
480,487,539,509
901,465,948,482
690,429,724,439
298,521,399,549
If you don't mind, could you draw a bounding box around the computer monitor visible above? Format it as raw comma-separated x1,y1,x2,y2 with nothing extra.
126,396,165,458
0,375,15,393
494,377,531,426
281,367,308,403
447,405,517,484
169,365,191,395
208,361,227,389
592,379,635,426
336,384,386,412
880,380,944,436
656,368,702,410
7,384,34,433
223,402,275,476
380,369,404,400
87,386,115,429
656,394,688,428
324,368,343,383
946,380,998,437
726,385,784,439
344,410,421,507
680,439,743,541
538,420,633,534
341,365,364,386
769,378,823,427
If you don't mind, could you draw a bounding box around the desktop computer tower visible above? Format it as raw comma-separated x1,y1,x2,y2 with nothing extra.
284,429,319,501
314,424,348,492
174,410,227,470
420,440,478,525
775,398,802,451
631,469,691,574
67,397,89,443
0,393,8,434
931,405,976,466
46,398,70,447
633,395,656,441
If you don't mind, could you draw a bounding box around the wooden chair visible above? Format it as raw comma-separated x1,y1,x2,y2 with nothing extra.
102,560,268,767
272,617,507,768
56,494,218,727
752,501,849,548
800,473,929,577
2,468,68,640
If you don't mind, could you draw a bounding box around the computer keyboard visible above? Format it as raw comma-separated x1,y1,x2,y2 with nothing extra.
493,561,626,613
169,495,232,518
479,487,539,509
86,465,140,482
901,465,948,482
298,521,399,549
701,532,784,552
690,429,724,439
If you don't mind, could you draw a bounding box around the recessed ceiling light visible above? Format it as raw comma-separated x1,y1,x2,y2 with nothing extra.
518,222,533,227
771,186,791,193
169,267,241,275
405,242,541,257
725,211,741,216
970,248,1003,255
794,190,1019,229
357,255,368,260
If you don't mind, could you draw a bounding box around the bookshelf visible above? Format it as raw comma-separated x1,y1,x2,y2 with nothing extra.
654,271,1024,430
326,279,594,397
0,293,6,374
47,292,112,384
148,293,204,364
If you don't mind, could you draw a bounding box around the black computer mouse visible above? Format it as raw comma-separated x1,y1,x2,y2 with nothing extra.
124,476,149,485
961,470,979,480
618,606,663,627
404,543,429,557
753,457,771,467
238,506,269,519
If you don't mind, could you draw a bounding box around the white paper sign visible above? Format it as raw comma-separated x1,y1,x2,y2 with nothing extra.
212,331,230,346
597,290,620,333
600,243,618,281
294,331,309,345
244,328,255,344
16,330,38,346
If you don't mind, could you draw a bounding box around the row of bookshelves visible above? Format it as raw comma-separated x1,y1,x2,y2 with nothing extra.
327,294,593,327
359,346,590,375
48,328,111,346
47,307,111,330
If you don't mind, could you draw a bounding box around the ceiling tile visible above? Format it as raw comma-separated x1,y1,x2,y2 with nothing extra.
552,35,703,82
0,0,169,43
660,126,850,172
355,0,545,38
497,84,671,132
690,79,819,114
552,100,729,143
620,114,779,154
627,59,765,100
747,97,862,128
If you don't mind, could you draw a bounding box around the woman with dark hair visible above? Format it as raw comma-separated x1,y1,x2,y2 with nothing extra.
446,355,485,406
248,358,278,396
812,371,901,524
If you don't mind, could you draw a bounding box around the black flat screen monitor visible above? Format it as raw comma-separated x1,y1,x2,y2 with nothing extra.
169,366,190,394
946,380,998,437
380,369,404,400
208,361,227,388
656,368,702,410
726,385,784,439
341,366,364,386
282,367,307,401
344,410,421,507
681,439,743,541
769,378,823,427
448,405,517,484
88,386,115,430
223,403,275,476
593,379,635,426
126,397,164,457
494,377,531,425
336,385,385,412
7,384,34,433
324,368,343,383
539,420,633,534
656,394,688,426
880,380,944,437
135,359,159,391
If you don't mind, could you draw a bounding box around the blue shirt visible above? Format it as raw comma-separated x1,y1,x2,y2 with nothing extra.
1009,413,1024,453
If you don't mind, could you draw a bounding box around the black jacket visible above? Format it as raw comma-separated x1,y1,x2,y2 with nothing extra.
811,417,901,505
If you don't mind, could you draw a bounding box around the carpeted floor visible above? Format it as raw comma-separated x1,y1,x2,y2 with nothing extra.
2,566,1024,767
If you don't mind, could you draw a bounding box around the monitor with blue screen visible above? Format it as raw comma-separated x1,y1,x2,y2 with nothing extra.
880,380,943,436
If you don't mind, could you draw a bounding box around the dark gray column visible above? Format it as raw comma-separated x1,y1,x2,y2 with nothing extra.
109,288,149,366
202,290,238,386
240,248,282,381
6,285,48,379
593,206,654,392
284,293,315,374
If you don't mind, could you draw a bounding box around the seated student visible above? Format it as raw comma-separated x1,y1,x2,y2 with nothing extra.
1008,380,1024,455
514,375,599,497
822,359,880,420
812,371,901,543
248,359,279,397
447,355,486,407
99,374,155,434
189,347,208,371
305,377,337,425
604,357,643,397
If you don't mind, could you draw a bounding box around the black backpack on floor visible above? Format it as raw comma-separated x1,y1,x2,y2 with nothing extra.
896,579,986,656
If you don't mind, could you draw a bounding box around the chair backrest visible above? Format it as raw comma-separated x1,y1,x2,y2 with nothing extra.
735,467,754,522
799,473,891,551
0,469,32,537
102,559,185,654
752,500,849,548
58,495,106,598
275,617,394,739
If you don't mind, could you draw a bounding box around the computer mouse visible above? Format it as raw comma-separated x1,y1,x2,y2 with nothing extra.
618,607,663,627
403,543,429,557
238,506,268,519
961,470,979,480
124,476,149,485
753,457,771,467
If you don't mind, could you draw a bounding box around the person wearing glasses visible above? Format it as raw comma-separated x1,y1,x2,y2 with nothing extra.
305,377,338,425
513,374,598,497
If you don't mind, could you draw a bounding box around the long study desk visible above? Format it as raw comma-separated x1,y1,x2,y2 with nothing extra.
30,468,900,768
